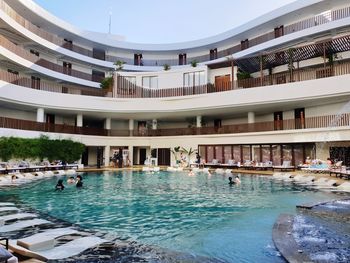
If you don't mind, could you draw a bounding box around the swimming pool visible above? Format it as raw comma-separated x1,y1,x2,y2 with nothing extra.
0,171,343,262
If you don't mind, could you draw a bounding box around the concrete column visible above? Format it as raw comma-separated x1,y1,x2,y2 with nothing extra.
152,119,157,130
129,119,134,136
104,145,110,167
128,146,133,166
76,114,83,127
105,117,111,130
36,108,45,123
248,112,255,124
196,116,202,128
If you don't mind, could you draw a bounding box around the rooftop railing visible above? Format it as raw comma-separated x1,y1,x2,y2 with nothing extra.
0,113,349,137
0,35,103,83
1,0,350,66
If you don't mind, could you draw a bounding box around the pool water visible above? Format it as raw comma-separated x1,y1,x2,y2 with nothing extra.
0,171,342,262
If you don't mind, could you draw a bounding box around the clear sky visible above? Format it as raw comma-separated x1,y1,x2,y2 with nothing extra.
33,0,297,44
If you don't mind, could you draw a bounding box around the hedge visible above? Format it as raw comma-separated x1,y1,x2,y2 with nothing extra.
0,135,85,163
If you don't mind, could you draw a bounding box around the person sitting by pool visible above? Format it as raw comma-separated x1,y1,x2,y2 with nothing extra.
228,177,235,185
67,176,75,184
55,179,65,191
76,175,83,188
235,175,241,184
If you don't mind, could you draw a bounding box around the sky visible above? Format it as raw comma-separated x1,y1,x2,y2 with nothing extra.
33,0,297,44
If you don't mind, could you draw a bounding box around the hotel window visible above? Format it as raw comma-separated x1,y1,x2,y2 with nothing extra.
179,53,187,65
274,112,283,130
142,76,158,89
93,48,106,61
274,25,284,38
183,71,205,87
63,62,72,75
31,76,40,89
210,48,218,60
240,39,249,50
134,54,143,66
63,39,73,50
294,108,305,129
30,49,39,57
92,70,105,82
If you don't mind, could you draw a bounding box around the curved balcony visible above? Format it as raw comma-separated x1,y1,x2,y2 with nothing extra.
2,0,350,66
0,35,103,86
0,113,349,137
0,70,108,97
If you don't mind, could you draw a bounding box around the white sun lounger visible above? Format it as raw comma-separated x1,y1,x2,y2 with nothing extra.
0,202,15,207
0,207,19,213
0,213,37,226
0,219,51,233
9,236,106,261
17,227,78,251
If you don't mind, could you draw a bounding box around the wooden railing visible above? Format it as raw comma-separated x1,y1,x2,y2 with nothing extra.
0,35,102,82
0,70,107,97
1,114,349,137
1,0,350,66
113,61,350,98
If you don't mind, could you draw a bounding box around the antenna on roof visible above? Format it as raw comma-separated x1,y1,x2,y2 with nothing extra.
108,11,112,34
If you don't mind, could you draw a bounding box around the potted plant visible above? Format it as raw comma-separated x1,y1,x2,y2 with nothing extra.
190,60,198,67
163,64,171,71
114,60,125,71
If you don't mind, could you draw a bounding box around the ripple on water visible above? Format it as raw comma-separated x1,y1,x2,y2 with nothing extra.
0,171,345,263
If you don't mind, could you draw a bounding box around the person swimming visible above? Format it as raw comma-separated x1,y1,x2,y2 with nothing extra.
67,176,75,184
235,175,241,184
228,177,235,185
76,175,83,188
55,179,65,191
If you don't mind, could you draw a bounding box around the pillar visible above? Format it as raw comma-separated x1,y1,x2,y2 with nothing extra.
36,108,44,123
129,119,134,136
152,119,157,130
128,146,133,166
104,145,110,167
248,112,255,124
196,116,202,128
76,114,83,127
105,117,111,130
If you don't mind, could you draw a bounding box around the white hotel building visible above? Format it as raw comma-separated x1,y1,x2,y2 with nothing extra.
0,0,350,167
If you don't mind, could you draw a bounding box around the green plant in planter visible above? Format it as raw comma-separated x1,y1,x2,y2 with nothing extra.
100,76,114,90
114,60,125,71
170,146,181,164
190,60,198,67
236,69,251,80
163,64,171,71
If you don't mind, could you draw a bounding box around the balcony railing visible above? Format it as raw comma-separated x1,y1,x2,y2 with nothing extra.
0,114,349,137
1,0,350,66
0,35,102,82
0,69,108,97
113,60,350,98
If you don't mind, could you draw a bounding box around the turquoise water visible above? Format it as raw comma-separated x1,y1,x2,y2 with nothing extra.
0,171,342,262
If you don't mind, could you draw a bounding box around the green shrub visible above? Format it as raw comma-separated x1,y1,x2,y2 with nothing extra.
0,136,85,163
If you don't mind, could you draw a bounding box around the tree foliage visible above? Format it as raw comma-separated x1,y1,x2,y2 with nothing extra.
0,136,85,163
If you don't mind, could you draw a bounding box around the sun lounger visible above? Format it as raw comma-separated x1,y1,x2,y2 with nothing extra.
17,228,78,251
0,246,18,263
0,219,51,233
0,203,15,207
0,207,19,213
9,236,106,261
0,213,37,226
